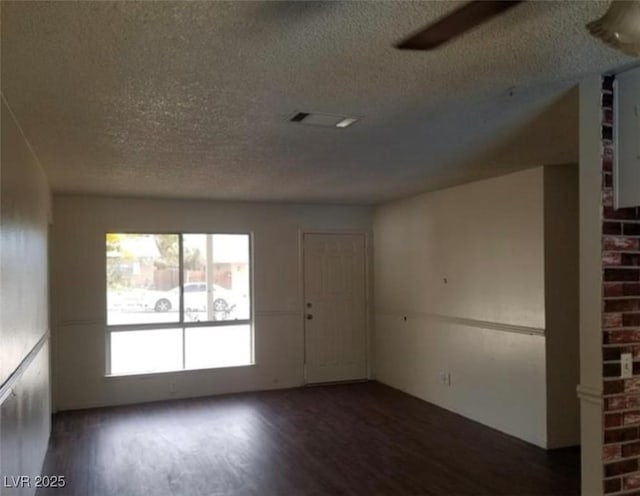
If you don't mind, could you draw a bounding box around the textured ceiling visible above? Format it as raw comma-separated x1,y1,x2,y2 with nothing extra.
0,1,633,204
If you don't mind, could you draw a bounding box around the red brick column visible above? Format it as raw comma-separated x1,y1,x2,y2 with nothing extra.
602,74,640,494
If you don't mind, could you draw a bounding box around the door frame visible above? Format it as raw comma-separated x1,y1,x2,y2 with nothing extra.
298,229,372,385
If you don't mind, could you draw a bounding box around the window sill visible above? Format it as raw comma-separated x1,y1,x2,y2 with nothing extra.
103,362,256,379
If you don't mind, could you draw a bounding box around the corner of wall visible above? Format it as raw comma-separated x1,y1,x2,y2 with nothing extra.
578,75,606,496
543,163,580,449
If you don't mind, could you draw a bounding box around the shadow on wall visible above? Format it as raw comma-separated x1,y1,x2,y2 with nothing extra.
344,82,579,202
436,85,579,189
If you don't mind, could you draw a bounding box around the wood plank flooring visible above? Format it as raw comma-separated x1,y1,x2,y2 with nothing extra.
38,381,579,496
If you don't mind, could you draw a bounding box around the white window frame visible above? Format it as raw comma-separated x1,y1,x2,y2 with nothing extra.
105,232,254,376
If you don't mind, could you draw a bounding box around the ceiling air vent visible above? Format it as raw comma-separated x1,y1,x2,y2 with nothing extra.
288,112,359,129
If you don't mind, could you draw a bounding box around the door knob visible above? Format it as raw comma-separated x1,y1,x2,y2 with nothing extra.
306,314,313,320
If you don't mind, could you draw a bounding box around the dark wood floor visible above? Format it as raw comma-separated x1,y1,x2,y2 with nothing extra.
38,382,579,496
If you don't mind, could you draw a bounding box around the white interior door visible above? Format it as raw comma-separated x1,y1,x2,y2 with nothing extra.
303,233,367,384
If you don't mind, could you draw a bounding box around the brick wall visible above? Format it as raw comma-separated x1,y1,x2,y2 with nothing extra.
602,74,640,494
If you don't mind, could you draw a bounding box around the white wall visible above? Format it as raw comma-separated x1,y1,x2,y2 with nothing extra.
374,167,547,446
374,166,579,449
0,95,52,494
51,195,372,411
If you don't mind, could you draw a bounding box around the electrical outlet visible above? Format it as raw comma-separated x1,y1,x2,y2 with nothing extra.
440,372,451,386
622,353,633,378
168,381,177,395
